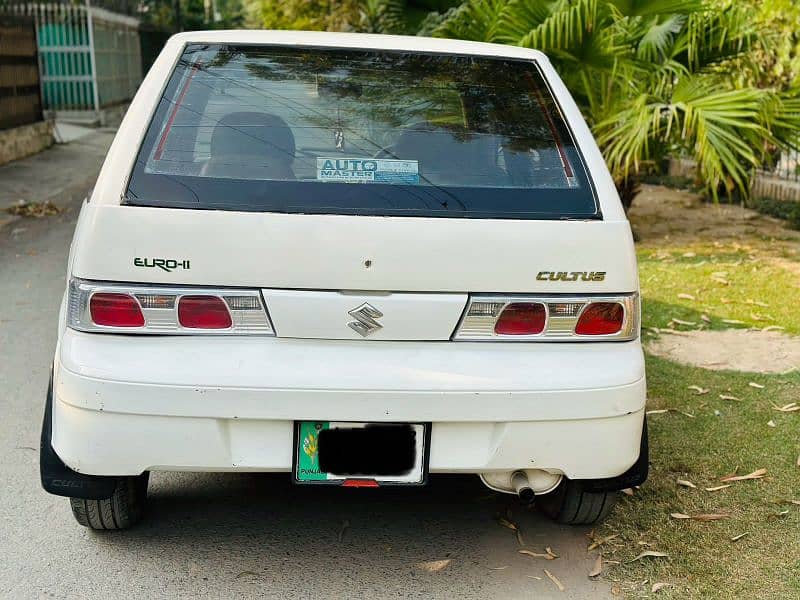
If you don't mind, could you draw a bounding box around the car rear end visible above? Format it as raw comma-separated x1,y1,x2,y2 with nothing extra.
42,31,646,528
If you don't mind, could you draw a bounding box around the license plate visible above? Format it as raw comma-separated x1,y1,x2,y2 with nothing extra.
294,422,428,485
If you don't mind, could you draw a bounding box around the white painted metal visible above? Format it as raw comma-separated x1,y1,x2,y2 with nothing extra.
262,289,467,341
69,207,638,293
53,31,646,490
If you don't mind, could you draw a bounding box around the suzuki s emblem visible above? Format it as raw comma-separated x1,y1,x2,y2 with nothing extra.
348,302,383,337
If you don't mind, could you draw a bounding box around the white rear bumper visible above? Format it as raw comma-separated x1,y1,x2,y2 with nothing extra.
52,329,646,479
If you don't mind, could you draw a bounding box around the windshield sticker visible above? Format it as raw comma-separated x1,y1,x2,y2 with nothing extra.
317,158,419,184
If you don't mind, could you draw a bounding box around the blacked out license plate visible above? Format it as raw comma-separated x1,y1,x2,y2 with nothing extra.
294,422,428,485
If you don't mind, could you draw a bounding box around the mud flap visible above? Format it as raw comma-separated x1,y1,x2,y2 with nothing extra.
40,371,119,500
577,416,649,493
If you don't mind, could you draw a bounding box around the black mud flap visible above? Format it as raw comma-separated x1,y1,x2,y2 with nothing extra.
40,371,119,500
577,416,649,493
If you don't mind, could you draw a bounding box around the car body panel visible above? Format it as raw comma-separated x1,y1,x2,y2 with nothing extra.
69,204,637,293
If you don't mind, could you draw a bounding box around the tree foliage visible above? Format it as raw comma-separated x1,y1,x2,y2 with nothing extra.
431,0,800,207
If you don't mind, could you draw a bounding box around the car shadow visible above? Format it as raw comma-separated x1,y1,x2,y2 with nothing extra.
87,472,609,598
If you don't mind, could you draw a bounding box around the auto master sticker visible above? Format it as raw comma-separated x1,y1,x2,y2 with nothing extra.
317,158,419,184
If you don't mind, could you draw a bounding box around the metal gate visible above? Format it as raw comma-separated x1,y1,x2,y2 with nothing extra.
0,13,43,129
2,0,141,119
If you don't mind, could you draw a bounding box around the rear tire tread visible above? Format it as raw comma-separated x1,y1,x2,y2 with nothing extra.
538,479,616,525
69,473,149,530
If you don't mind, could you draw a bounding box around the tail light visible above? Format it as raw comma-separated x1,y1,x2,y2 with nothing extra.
89,293,145,327
68,278,273,335
178,296,232,329
454,294,638,341
494,303,546,335
575,302,624,335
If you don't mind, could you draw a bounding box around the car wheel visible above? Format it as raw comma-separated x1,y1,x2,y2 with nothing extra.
537,478,616,525
69,473,149,530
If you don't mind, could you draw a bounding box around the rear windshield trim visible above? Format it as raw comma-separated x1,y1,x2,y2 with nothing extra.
125,43,601,221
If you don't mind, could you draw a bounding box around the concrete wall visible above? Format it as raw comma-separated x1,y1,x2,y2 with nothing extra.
0,120,54,167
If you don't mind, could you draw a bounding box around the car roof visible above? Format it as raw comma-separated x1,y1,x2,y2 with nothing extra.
167,30,549,63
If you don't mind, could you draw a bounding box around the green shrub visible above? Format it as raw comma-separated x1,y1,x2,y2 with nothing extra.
748,197,800,229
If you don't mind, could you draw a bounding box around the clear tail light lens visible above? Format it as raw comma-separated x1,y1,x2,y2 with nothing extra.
454,294,638,341
575,302,624,335
68,278,273,335
494,303,546,335
89,293,145,327
178,296,232,329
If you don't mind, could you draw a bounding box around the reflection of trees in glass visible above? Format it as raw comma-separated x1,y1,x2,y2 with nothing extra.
193,45,561,155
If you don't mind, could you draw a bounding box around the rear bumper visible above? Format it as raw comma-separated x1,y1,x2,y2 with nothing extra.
52,329,646,479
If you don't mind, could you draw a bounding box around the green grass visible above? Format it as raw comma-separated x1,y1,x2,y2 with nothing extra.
600,357,800,598
598,238,800,598
638,245,800,335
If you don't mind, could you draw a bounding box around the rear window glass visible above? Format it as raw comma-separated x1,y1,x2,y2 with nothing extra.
125,44,599,219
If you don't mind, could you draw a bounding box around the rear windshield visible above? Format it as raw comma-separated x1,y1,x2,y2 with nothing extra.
126,44,599,219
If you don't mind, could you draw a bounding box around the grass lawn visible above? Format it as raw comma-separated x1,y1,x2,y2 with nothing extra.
638,243,800,336
596,187,800,598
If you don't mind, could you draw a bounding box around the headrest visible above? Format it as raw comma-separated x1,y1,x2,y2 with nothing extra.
210,112,295,163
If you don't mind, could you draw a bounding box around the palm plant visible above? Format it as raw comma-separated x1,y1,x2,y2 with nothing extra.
352,0,406,33
431,0,800,209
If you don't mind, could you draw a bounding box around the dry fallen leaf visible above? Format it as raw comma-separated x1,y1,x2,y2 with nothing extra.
748,382,765,389
652,583,671,593
544,569,565,592
517,550,558,560
719,394,742,402
418,559,452,573
516,529,525,547
691,513,729,521
498,517,518,531
677,479,697,489
730,533,748,542
722,319,744,325
763,325,785,332
705,485,732,492
773,403,800,413
767,420,777,428
588,555,603,578
688,385,710,395
629,551,668,563
670,318,696,327
526,575,542,580
488,566,509,571
720,468,767,482
678,293,696,301
670,513,691,520
646,409,668,415
587,533,619,551
700,314,712,323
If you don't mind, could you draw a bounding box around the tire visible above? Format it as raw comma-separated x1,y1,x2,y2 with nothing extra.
69,473,149,530
537,478,617,525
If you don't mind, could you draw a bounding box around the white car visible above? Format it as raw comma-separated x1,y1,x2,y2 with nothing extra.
41,30,647,529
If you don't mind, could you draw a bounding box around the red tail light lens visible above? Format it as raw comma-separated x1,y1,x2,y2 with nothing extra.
178,296,232,329
90,293,145,327
494,302,546,335
575,302,624,335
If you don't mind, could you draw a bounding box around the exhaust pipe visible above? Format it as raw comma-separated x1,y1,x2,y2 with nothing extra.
481,470,563,497
511,471,536,504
